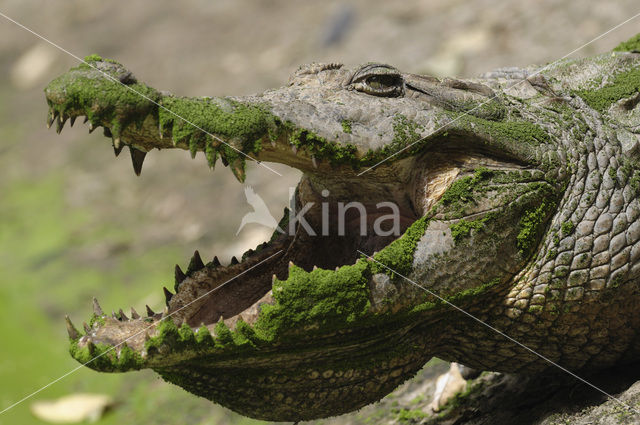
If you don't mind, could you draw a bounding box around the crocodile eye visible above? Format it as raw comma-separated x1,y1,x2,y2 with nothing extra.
350,64,404,97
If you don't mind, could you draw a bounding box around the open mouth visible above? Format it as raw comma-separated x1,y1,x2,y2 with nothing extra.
64,150,426,359
60,123,517,362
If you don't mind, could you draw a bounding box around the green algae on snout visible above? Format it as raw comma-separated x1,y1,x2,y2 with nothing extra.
156,96,277,179
284,121,360,167
158,97,274,157
44,57,161,136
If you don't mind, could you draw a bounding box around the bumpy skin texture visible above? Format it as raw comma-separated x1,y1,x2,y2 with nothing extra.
47,36,640,421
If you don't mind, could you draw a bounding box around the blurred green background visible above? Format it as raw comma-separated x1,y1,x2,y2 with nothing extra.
0,1,638,424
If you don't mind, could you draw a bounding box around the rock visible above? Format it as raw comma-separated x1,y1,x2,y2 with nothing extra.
318,360,640,424
421,362,640,424
429,362,468,412
30,393,113,423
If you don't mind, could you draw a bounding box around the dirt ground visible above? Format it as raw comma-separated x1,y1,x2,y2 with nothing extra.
0,1,639,424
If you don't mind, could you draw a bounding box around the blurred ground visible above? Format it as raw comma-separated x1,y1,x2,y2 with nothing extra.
0,1,638,424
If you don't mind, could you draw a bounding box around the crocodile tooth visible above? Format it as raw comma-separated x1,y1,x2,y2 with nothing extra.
175,264,186,285
113,137,122,150
291,145,298,155
270,140,276,147
130,307,140,319
212,256,221,267
181,318,188,328
311,156,318,168
112,311,119,320
92,297,104,316
272,274,277,284
56,115,67,134
163,287,174,305
47,110,57,128
288,261,294,269
83,116,89,124
163,306,169,316
313,265,318,270
118,309,129,321
69,116,77,127
205,141,218,169
230,160,246,183
187,250,205,274
220,154,229,167
113,143,124,157
83,322,91,333
231,256,239,265
158,122,163,139
129,147,147,176
146,305,155,317
189,138,199,159
65,315,80,340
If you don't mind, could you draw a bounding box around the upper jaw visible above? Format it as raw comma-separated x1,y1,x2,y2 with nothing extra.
43,56,427,184
45,56,544,186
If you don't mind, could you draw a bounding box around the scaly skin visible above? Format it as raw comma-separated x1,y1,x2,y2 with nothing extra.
47,36,640,421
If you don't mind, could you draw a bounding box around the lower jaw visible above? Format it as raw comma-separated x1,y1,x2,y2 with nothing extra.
87,202,416,339
74,274,436,420
154,318,434,422
70,198,432,421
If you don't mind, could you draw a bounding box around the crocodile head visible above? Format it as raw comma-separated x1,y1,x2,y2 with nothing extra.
46,42,640,421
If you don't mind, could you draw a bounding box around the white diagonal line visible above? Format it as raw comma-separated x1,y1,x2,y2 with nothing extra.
358,250,640,416
357,11,640,176
0,249,283,416
0,11,282,177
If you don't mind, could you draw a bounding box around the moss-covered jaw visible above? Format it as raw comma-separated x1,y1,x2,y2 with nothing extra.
45,55,557,182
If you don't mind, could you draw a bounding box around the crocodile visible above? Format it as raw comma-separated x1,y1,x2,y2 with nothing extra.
45,34,640,422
